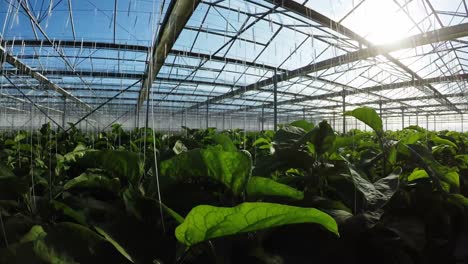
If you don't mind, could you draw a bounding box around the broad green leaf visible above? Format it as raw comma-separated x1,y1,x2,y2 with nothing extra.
160,146,251,195
6,222,130,264
63,172,120,193
20,225,46,243
323,209,354,224
50,201,87,226
212,134,237,151
94,226,134,263
253,137,270,147
273,125,305,144
447,194,468,209
175,202,338,246
346,162,402,211
295,121,336,156
431,135,458,149
246,176,304,200
78,150,143,182
405,125,426,132
445,170,460,188
0,162,15,178
407,168,429,182
63,144,89,163
38,222,130,263
406,144,460,191
344,107,383,135
456,154,468,169
14,132,27,142
289,120,314,131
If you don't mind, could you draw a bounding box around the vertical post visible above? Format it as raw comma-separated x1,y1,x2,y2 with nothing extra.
385,118,388,131
62,96,67,129
342,90,346,134
425,115,429,130
379,100,383,119
135,108,139,129
332,112,336,130
222,112,225,131
144,86,151,130
416,112,419,127
205,103,209,129
273,69,278,132
261,106,265,131
302,107,306,120
401,108,404,130
461,114,464,133
181,111,184,129
434,115,436,131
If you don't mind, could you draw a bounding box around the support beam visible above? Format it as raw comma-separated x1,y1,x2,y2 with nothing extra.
0,45,91,110
0,92,62,114
2,39,282,72
182,22,468,112
137,0,201,110
263,0,462,113
227,73,468,113
4,76,64,130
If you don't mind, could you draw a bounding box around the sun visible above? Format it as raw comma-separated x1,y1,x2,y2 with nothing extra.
343,0,413,45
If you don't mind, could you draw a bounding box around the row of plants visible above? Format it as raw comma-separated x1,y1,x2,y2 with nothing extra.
0,107,467,263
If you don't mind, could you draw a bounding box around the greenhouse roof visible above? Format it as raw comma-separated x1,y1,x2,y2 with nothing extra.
1,0,467,129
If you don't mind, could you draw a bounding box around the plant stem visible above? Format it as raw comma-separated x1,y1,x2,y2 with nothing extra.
0,211,8,247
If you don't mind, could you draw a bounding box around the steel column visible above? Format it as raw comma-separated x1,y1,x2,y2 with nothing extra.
462,114,464,132
62,96,67,128
401,108,405,130
273,70,278,132
379,101,383,119
342,91,346,134
222,112,225,130
426,115,429,130
261,106,265,131
206,103,209,129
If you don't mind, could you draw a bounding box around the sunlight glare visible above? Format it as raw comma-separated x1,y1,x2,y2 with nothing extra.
344,0,411,45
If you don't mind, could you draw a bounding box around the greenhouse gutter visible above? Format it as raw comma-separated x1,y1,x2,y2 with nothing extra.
0,45,91,111
235,73,468,112
0,92,63,114
137,0,201,111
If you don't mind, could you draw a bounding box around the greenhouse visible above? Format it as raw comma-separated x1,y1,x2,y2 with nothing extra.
0,0,467,263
